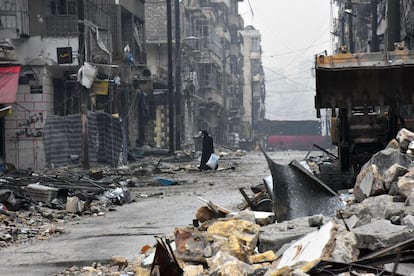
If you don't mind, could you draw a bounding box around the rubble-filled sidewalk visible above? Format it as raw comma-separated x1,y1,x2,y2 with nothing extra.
0,147,259,275
54,130,414,276
1,134,414,275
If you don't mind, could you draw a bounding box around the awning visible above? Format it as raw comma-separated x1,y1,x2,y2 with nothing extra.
0,65,21,104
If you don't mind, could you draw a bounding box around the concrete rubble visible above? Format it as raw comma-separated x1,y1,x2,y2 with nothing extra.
0,147,244,249
1,135,414,275
48,130,413,276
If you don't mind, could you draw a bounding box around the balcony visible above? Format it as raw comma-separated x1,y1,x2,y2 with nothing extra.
229,14,244,29
0,0,30,38
203,88,224,107
44,15,78,37
249,51,261,60
116,0,145,20
230,106,241,116
210,0,231,9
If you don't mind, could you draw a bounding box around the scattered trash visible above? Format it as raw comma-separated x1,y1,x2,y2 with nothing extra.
104,186,130,205
65,196,85,213
150,237,183,276
155,177,178,186
2,139,413,275
26,183,59,204
206,153,219,169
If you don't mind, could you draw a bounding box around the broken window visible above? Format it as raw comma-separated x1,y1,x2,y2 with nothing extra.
46,0,77,16
251,37,260,52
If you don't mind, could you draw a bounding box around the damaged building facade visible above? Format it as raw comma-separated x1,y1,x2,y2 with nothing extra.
0,0,265,169
333,0,414,53
0,0,147,169
145,0,266,147
240,25,265,142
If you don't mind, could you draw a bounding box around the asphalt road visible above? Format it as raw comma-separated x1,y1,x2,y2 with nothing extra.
0,150,308,276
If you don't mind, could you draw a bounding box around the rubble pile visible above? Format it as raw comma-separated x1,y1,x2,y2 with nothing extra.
0,148,245,249
0,187,112,248
0,160,155,248
55,130,414,275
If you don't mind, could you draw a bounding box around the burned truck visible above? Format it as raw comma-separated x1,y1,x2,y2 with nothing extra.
314,45,414,190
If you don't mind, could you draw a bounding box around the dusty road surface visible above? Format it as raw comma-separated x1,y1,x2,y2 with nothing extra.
0,149,308,276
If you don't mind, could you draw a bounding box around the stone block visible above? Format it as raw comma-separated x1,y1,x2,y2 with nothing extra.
248,250,277,264
354,164,385,202
383,164,409,191
402,215,414,229
207,218,260,259
183,264,204,276
259,216,328,253
352,219,414,251
174,226,226,263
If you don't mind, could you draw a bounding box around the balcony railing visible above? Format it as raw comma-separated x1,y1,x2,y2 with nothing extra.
0,0,29,38
44,15,78,37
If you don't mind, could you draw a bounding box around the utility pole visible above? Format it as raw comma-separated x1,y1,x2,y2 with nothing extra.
371,0,378,52
347,0,354,52
167,0,175,152
175,0,182,150
341,16,345,47
387,0,401,51
78,0,89,170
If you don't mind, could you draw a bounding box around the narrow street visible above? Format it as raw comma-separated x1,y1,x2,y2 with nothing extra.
0,150,308,276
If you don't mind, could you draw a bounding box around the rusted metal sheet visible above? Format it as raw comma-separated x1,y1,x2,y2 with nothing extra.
261,148,343,222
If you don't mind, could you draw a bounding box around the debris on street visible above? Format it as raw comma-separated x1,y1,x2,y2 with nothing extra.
0,147,245,249
2,135,414,275
50,129,414,276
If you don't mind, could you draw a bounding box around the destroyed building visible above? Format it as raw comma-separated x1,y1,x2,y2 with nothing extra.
0,0,266,169
0,0,147,169
145,0,265,147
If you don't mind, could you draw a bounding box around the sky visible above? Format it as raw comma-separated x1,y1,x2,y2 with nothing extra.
238,0,335,121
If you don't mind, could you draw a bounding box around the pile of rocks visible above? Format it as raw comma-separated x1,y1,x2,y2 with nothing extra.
55,130,414,275
0,198,112,248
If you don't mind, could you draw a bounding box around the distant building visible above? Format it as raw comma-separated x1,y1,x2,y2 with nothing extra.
239,25,265,141
0,0,267,169
146,0,247,147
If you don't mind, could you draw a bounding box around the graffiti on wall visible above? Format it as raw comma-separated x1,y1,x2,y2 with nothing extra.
16,112,44,138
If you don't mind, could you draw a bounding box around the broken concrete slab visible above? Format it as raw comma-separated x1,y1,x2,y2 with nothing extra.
182,264,204,276
402,215,414,229
248,250,277,264
383,164,409,191
308,214,324,227
330,224,359,263
65,196,85,214
352,218,414,251
174,226,227,263
360,147,413,176
347,194,406,223
25,183,59,204
258,215,332,253
397,169,414,199
354,164,385,202
406,191,414,206
339,214,360,229
276,221,337,269
383,262,414,276
206,250,251,275
386,138,400,149
228,209,275,226
206,218,260,261
396,128,414,152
